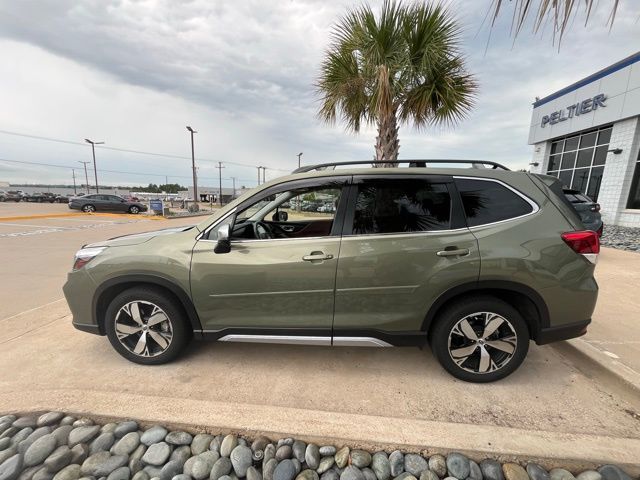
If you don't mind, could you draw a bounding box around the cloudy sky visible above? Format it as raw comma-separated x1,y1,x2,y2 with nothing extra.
0,0,637,189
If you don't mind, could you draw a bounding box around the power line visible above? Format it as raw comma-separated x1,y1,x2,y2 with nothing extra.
0,157,257,184
0,129,290,172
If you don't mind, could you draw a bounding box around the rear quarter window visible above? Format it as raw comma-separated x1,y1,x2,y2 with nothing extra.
455,178,535,227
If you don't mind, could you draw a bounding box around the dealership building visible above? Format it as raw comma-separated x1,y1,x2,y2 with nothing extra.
529,51,640,227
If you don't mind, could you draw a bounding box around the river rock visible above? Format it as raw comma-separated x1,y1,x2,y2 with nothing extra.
13,418,37,430
275,447,292,463
37,414,64,428
52,465,81,480
305,446,320,471
597,466,631,480
502,464,528,480
231,446,253,477
0,454,23,480
132,471,149,480
389,452,403,477
273,461,297,480
160,460,182,480
81,452,128,477
141,443,171,466
141,428,167,447
113,422,137,439
420,470,439,480
321,472,339,480
52,428,74,448
44,446,73,473
340,467,364,480
318,458,335,475
480,460,503,480
291,443,305,464
247,467,262,480
371,453,390,480
526,464,549,480
165,433,192,447
210,457,233,480
32,467,54,480
106,467,129,480
69,445,89,466
403,456,427,477
220,437,238,458
0,439,10,452
90,434,115,455
192,435,214,456
296,471,319,480
69,427,100,448
263,459,277,480
25,434,57,467
350,452,371,470
445,455,469,480
319,448,335,457
468,462,482,480
335,449,350,470
550,470,574,480
170,446,191,466
576,472,601,480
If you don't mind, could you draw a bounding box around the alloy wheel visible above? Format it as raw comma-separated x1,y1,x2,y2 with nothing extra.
447,311,517,374
114,300,173,357
130,206,139,214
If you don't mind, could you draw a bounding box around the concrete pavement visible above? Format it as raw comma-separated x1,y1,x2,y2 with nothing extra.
0,209,639,472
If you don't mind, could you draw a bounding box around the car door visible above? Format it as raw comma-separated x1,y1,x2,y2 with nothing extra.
190,177,350,343
332,175,480,345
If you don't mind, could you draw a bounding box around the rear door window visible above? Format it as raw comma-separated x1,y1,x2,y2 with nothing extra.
350,179,451,234
455,178,535,227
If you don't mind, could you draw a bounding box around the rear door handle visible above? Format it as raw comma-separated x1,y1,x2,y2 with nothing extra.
436,248,470,257
302,252,334,262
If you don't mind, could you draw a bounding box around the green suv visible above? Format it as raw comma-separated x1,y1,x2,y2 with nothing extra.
63,161,599,382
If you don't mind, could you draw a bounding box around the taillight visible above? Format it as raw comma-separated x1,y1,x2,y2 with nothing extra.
561,231,600,264
590,204,601,212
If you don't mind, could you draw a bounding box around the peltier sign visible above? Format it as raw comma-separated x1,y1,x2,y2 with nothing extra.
540,94,607,128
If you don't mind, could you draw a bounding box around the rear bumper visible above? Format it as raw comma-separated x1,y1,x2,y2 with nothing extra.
536,319,591,345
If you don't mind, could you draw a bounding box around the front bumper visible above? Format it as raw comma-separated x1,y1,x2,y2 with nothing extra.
536,319,591,345
63,268,103,335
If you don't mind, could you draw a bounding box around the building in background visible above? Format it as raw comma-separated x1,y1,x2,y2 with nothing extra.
529,51,640,227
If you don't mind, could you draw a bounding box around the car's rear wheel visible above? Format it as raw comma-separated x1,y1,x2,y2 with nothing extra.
129,205,140,214
430,296,529,383
105,287,191,365
82,204,96,213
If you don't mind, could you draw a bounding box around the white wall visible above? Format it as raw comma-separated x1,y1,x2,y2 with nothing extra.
529,56,640,145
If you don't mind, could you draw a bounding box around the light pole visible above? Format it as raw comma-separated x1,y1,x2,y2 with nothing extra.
72,168,77,195
217,162,225,207
262,166,266,184
186,126,198,202
231,177,236,199
78,161,90,194
257,166,262,185
85,139,104,193
297,152,303,169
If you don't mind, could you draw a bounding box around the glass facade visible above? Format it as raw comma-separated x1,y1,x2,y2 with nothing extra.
546,125,612,201
626,149,640,210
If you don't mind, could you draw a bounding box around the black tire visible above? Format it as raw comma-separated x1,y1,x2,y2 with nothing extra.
105,287,191,365
128,205,140,214
430,295,529,383
82,204,95,213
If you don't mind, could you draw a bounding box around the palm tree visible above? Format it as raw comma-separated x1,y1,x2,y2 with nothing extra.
490,0,621,44
317,1,477,167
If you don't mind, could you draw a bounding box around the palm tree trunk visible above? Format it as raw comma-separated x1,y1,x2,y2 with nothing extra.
374,112,400,167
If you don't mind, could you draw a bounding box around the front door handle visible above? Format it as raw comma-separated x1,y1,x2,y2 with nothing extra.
302,251,334,262
436,248,470,257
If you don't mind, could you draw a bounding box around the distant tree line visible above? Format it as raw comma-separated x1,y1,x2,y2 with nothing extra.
138,183,186,194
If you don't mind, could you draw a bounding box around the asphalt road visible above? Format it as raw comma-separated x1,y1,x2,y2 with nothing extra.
0,204,639,470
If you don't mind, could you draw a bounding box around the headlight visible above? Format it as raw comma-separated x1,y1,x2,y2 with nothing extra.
73,246,106,270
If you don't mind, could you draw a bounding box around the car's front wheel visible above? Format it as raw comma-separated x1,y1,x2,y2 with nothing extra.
82,204,96,212
128,205,140,214
105,287,191,365
430,296,529,383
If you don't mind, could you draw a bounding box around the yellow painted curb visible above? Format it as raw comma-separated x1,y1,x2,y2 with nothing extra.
0,212,166,222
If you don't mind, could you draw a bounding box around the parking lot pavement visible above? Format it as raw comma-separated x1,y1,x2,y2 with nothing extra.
561,247,640,390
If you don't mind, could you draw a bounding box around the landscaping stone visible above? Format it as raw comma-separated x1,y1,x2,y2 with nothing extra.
597,466,631,480
90,434,115,455
403,455,427,477
334,449,349,470
141,428,167,447
220,437,238,458
527,464,550,480
37,414,64,428
428,457,447,479
273,460,296,480
371,453,390,480
340,467,364,480
192,435,214,456
52,465,81,480
141,443,171,466
388,452,403,478
25,434,57,467
350,452,371,470
230,446,253,477
165,433,192,447
317,458,334,475
576,472,601,480
68,428,100,448
113,423,138,439
305,446,320,471
419,470,439,480
550,469,575,480
210,457,233,480
45,446,74,473
81,452,128,477
0,454,23,480
502,464,528,480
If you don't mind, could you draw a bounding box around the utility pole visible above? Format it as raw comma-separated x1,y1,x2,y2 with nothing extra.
72,169,77,195
231,177,236,199
85,139,104,193
78,161,90,194
257,166,262,185
297,152,303,169
217,162,225,206
262,166,266,184
186,126,198,202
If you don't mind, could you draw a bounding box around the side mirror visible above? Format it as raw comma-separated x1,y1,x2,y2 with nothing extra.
214,224,231,254
272,210,288,222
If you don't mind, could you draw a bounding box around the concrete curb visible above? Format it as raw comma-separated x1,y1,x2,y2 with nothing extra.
553,338,640,395
0,212,166,222
2,393,639,476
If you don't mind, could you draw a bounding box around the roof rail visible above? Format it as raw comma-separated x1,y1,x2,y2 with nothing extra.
292,159,510,174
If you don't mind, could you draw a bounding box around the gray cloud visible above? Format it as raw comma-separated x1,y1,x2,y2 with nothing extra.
0,0,637,186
